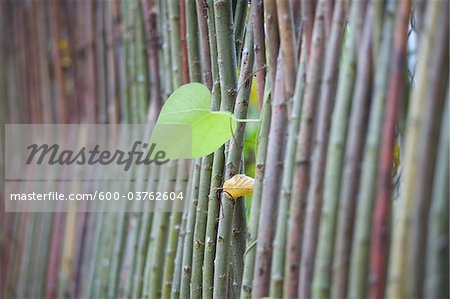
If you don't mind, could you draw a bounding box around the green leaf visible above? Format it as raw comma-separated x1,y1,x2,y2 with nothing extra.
150,83,237,159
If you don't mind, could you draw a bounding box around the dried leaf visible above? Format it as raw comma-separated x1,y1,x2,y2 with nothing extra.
223,174,254,200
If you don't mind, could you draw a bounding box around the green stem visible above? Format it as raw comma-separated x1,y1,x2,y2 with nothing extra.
190,155,214,298
294,1,327,297
408,6,448,297
190,0,221,293
263,0,280,88
186,0,201,82
169,0,182,88
201,0,224,297
252,50,286,299
240,83,272,299
330,5,375,298
211,0,239,297
162,161,189,299
269,38,307,299
228,19,255,297
131,166,158,298
169,194,189,299
233,0,247,64
312,1,368,297
276,0,297,100
148,161,178,298
143,165,168,298
179,160,201,298
387,1,448,297
425,96,449,299
174,0,204,297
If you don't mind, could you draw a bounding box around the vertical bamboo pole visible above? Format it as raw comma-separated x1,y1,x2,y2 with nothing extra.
195,0,212,89
176,0,202,285
424,96,449,299
214,20,254,298
347,2,400,298
252,50,286,298
263,0,279,88
132,1,163,296
239,82,271,299
105,2,135,297
330,6,374,298
386,1,447,297
270,37,306,299
179,162,201,298
178,0,204,296
285,2,345,297
228,18,255,296
276,0,297,101
141,0,163,123
148,162,178,298
170,166,197,299
238,3,271,294
243,5,279,288
210,0,239,296
359,1,409,298
189,0,215,296
183,0,214,296
408,7,448,297
267,11,298,292
121,1,151,296
143,167,168,298
233,0,247,63
148,0,184,297
251,0,265,110
312,1,367,295
292,1,327,297
200,1,229,295
169,184,189,299
186,0,201,82
162,161,189,299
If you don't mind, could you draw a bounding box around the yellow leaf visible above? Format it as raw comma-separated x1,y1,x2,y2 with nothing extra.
223,174,254,200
